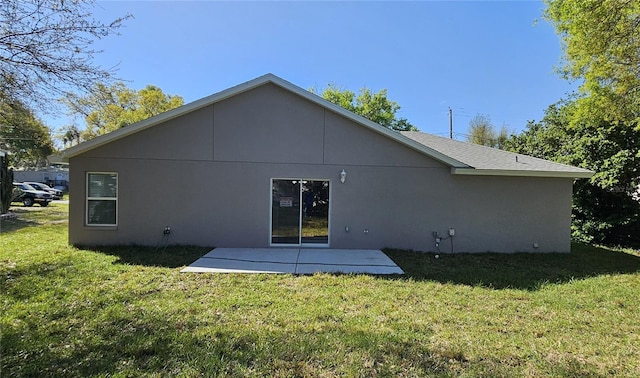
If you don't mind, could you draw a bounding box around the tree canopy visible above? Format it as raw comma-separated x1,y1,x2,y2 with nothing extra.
0,98,54,168
312,85,418,131
466,114,509,149
0,0,131,112
64,82,184,140
544,0,640,128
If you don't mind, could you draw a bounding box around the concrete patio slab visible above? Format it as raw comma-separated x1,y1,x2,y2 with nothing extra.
181,248,404,275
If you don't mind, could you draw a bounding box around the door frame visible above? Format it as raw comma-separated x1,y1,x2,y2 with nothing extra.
269,178,331,247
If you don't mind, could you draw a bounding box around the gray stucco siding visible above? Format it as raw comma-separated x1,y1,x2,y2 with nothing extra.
322,111,444,168
69,155,572,252
331,166,572,252
213,84,326,164
79,105,214,161
446,175,573,252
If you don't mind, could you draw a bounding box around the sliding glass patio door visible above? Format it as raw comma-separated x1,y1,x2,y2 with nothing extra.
271,179,329,245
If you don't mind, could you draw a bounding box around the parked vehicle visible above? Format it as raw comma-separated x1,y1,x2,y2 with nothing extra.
11,183,53,207
24,182,63,200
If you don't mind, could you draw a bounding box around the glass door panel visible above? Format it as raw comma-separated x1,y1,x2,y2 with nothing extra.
271,180,301,244
301,180,329,244
271,179,330,245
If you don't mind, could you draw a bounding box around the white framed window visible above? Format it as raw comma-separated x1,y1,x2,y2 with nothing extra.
86,172,118,226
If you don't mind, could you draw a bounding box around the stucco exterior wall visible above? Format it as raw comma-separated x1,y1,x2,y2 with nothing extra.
68,83,574,252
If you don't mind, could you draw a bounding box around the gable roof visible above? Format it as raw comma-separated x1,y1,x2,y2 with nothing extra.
49,73,593,179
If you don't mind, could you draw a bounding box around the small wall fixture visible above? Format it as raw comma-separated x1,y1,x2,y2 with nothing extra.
340,169,347,183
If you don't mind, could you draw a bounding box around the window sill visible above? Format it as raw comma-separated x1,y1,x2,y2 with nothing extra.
83,225,118,231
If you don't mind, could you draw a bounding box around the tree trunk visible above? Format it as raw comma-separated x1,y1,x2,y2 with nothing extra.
1,154,14,214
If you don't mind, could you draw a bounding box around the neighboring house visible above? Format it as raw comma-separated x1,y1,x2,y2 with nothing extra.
50,74,593,253
13,168,69,191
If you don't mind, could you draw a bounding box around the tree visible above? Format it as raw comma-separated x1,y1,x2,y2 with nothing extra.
467,114,495,147
505,99,640,247
1,151,13,214
544,0,640,128
534,0,640,247
0,0,131,112
0,98,54,168
467,114,510,149
58,124,82,148
311,84,418,131
64,83,184,140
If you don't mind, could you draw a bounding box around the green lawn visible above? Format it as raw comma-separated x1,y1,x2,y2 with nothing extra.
1,204,639,377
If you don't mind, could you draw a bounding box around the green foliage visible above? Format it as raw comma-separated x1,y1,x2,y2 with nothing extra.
506,100,640,247
312,84,418,131
504,105,572,161
57,124,82,149
0,98,54,168
544,0,640,127
512,1,640,247
466,113,510,149
2,205,639,376
64,83,184,140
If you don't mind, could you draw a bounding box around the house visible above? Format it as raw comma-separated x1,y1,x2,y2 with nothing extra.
13,168,69,191
50,74,593,253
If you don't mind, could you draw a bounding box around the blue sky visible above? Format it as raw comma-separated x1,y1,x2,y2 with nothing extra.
48,0,577,139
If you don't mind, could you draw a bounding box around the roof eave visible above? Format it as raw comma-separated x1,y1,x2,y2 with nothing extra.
47,153,67,164
451,167,595,179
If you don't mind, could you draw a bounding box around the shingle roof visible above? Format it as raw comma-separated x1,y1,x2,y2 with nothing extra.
401,131,593,178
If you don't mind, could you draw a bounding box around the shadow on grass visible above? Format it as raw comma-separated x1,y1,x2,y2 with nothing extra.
1,205,69,233
384,243,640,290
1,208,44,233
1,298,617,377
84,245,212,268
0,216,39,233
1,311,606,377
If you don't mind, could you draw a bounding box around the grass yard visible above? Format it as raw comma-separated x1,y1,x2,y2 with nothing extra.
1,204,639,377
